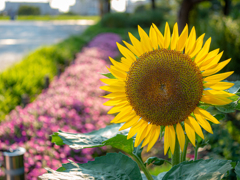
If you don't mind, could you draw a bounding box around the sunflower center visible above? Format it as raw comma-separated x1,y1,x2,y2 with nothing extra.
125,49,203,126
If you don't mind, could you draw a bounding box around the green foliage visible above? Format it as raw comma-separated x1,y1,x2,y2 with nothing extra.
51,124,131,151
0,34,88,121
40,152,142,180
17,5,40,16
15,15,100,21
145,157,170,166
101,13,129,28
159,159,232,180
100,10,166,28
236,162,240,178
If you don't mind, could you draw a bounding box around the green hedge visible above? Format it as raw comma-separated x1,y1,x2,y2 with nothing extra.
0,34,87,121
100,10,166,29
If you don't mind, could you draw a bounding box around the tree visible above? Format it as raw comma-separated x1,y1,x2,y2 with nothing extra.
178,0,208,33
99,0,111,17
151,0,156,10
223,0,231,15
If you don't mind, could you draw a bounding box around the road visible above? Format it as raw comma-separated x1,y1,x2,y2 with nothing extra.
0,20,95,71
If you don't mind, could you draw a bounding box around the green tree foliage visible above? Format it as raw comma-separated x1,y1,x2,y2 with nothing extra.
18,5,40,15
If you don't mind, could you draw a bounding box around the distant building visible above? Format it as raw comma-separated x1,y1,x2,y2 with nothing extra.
69,0,148,15
3,1,59,16
69,0,99,15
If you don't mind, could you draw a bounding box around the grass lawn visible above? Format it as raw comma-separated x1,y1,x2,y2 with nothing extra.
0,15,100,21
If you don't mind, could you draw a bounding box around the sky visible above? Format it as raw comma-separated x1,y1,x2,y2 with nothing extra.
0,0,76,12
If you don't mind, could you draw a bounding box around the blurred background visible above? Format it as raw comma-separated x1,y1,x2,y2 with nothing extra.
0,0,240,179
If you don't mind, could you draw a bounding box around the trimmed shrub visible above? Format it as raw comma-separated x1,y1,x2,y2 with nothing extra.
18,5,40,16
100,10,165,28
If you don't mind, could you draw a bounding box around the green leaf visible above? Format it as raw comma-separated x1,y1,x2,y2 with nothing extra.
215,102,237,113
161,159,232,180
228,94,239,101
236,101,240,111
228,81,240,94
102,72,116,79
104,134,133,154
51,132,64,146
39,152,142,180
157,172,167,180
214,114,226,121
236,162,240,178
145,157,170,166
51,124,132,151
142,173,157,180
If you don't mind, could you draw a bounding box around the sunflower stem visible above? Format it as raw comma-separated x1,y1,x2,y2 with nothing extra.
194,145,199,161
181,135,189,162
171,134,181,166
131,154,154,180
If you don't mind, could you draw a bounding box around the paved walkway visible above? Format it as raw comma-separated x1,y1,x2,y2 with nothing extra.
0,20,95,71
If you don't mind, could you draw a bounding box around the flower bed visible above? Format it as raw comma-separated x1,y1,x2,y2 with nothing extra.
0,33,121,179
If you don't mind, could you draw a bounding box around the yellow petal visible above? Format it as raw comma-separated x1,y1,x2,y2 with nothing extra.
176,123,185,152
106,66,127,80
168,125,176,154
195,107,220,124
128,32,144,54
194,110,213,134
204,82,234,90
147,125,160,152
201,95,232,105
100,78,119,85
100,78,124,86
103,92,126,99
202,58,231,77
150,25,158,50
163,22,171,49
185,26,196,54
139,123,152,146
189,33,205,58
109,57,130,72
188,116,204,139
185,118,196,146
119,115,140,131
116,42,136,62
164,126,170,155
138,25,152,52
113,110,137,123
107,102,129,114
127,120,145,139
135,121,149,147
121,57,132,67
204,71,234,83
100,85,125,92
176,24,188,52
198,48,220,67
111,106,133,123
152,23,164,48
200,51,223,71
123,40,141,57
194,37,211,64
171,23,179,50
103,97,127,106
142,124,154,147
203,90,235,98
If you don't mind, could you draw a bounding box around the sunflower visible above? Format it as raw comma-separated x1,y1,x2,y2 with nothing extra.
100,22,234,154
